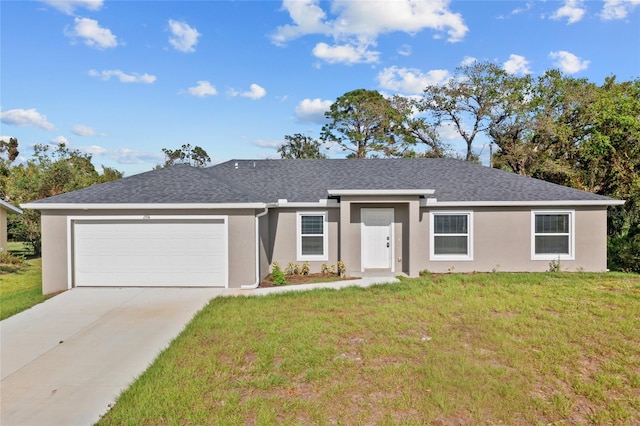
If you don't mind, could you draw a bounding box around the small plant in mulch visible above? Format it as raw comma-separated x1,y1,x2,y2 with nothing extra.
270,262,288,286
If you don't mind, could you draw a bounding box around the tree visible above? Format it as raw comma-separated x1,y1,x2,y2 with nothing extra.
389,95,449,158
161,144,211,167
278,134,327,159
1,137,20,200
4,141,123,255
321,89,402,158
421,61,513,161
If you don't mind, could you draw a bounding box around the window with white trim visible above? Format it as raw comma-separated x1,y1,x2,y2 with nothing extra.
531,210,574,260
430,211,473,260
297,212,328,261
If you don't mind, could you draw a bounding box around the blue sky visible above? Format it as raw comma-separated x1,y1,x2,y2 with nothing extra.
2,0,639,176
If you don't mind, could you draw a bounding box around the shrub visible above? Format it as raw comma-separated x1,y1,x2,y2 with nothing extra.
271,262,287,286
285,262,299,275
0,249,25,266
548,258,561,273
337,260,346,277
300,261,310,276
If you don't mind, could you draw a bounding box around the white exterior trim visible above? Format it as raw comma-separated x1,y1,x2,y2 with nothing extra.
66,215,229,289
531,210,575,261
329,189,435,196
422,199,624,207
23,202,267,210
296,211,329,262
277,199,339,208
429,211,474,261
0,199,22,214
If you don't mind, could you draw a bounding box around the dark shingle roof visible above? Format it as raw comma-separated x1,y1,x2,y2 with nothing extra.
32,158,617,205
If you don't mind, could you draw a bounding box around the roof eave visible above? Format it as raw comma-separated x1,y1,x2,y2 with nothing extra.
421,199,625,207
328,189,435,196
21,202,268,210
1,199,23,214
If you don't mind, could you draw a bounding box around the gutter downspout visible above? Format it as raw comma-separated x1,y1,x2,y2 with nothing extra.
241,206,269,289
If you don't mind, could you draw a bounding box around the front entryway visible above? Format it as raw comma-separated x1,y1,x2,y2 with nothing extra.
361,208,394,271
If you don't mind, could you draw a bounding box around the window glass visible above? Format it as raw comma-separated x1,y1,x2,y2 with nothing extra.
535,236,569,254
301,215,323,235
535,214,568,234
434,215,467,234
434,235,468,255
301,236,324,255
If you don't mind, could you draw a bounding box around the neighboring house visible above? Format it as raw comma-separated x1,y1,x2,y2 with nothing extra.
23,158,624,294
0,199,23,252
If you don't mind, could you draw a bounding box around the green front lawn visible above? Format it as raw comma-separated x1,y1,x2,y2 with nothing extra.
0,258,47,320
99,273,640,425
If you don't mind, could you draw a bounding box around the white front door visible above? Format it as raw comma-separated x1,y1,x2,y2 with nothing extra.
361,208,394,271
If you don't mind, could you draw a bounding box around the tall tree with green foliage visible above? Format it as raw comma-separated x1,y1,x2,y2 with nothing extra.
4,141,123,255
161,144,211,167
0,137,20,200
278,134,327,159
389,95,449,158
321,89,403,158
421,61,513,161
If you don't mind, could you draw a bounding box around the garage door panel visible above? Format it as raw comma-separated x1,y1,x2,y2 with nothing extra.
74,219,228,287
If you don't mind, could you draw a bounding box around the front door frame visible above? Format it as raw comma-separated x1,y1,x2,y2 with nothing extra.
360,208,394,272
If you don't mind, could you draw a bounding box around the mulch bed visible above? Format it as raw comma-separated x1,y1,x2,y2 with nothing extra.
259,273,357,288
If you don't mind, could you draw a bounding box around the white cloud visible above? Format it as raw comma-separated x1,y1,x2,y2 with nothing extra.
601,0,640,19
111,148,164,164
377,66,450,94
312,41,380,64
89,69,156,84
398,44,412,56
168,19,201,53
253,139,283,148
551,0,586,24
229,84,267,100
78,145,109,155
50,135,69,144
549,50,590,73
66,17,118,49
40,0,103,15
0,108,55,130
503,54,531,75
0,135,13,142
295,98,332,123
460,56,477,66
72,124,102,136
187,81,218,97
272,0,468,63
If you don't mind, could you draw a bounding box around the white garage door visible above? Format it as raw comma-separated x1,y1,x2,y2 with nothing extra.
73,219,228,287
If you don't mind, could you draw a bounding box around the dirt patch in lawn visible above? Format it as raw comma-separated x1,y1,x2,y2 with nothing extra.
260,273,359,288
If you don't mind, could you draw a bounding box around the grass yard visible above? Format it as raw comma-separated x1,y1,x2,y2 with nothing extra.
0,257,47,320
99,273,640,425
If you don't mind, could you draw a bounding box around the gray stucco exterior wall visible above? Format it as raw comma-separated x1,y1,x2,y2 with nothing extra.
420,206,608,273
37,203,610,295
0,209,7,252
267,208,340,273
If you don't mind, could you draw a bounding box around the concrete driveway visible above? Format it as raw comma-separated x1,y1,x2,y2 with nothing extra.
0,287,223,426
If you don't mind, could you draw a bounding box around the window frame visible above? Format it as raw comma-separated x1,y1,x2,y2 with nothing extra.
429,211,474,261
531,210,575,261
296,211,328,262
